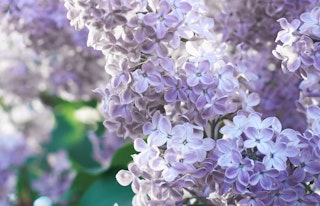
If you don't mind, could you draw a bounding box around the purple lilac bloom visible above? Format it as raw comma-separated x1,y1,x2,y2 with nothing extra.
132,61,162,94
224,150,254,193
1,0,107,101
249,162,279,190
216,138,243,167
244,126,274,154
143,112,181,147
262,142,297,171
163,76,188,103
0,107,28,204
142,0,179,39
300,7,320,39
88,130,125,168
273,4,320,119
0,169,18,206
65,0,320,205
289,149,320,183
149,148,190,182
185,60,215,87
265,187,298,205
32,150,76,204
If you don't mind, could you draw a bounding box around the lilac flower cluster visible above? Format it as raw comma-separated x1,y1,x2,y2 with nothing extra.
115,112,216,204
64,0,320,205
0,0,107,101
274,4,320,118
66,0,251,140
207,0,312,131
0,107,27,205
216,113,320,205
32,150,75,204
115,111,320,205
0,99,56,204
206,0,314,51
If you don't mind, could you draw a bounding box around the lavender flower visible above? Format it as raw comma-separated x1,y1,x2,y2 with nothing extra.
88,130,125,168
224,150,254,192
250,162,279,190
300,7,320,39
185,60,215,87
244,127,274,154
142,0,179,39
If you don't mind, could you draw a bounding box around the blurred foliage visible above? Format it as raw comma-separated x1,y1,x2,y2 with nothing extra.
79,169,134,206
18,97,135,205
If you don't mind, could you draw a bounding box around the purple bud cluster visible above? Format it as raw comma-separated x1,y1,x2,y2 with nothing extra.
63,0,320,205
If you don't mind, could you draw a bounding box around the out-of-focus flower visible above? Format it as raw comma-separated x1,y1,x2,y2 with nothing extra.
32,150,76,204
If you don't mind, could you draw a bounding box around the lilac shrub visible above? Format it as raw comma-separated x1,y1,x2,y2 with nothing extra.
65,0,320,205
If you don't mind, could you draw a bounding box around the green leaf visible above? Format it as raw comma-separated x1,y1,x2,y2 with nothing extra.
79,169,134,206
17,166,38,205
63,170,98,206
70,170,98,192
69,138,136,175
41,98,108,174
44,101,87,152
110,142,135,169
68,136,107,175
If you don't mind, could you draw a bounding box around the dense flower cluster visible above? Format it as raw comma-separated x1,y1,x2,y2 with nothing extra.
65,0,320,205
273,4,320,117
65,0,248,140
207,0,315,132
